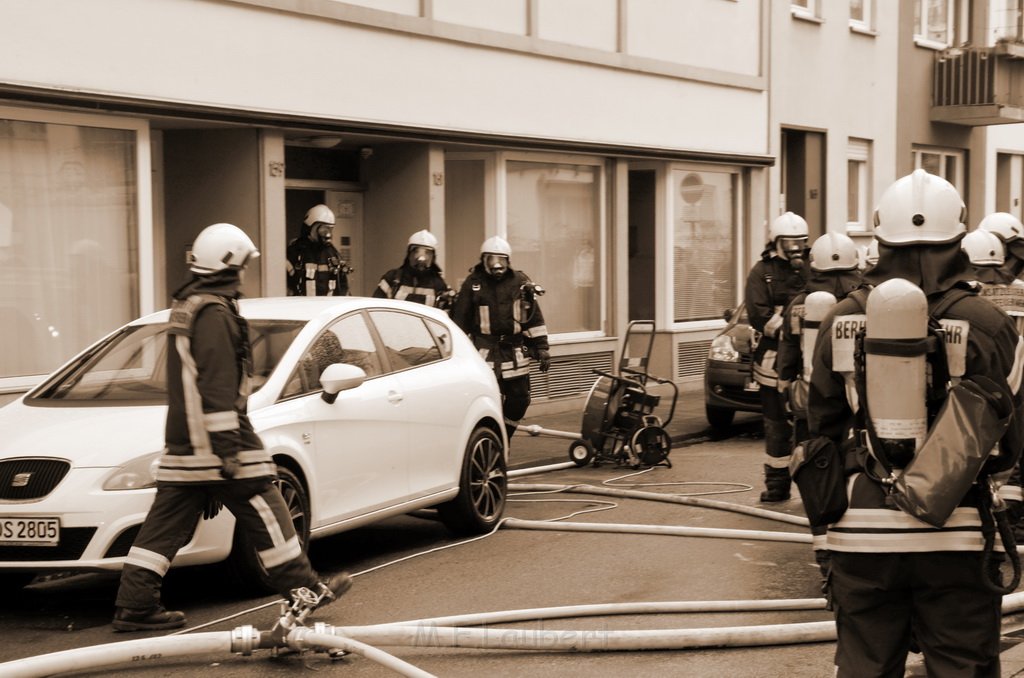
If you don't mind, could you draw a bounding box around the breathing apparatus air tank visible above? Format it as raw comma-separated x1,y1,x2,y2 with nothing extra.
864,278,929,467
801,291,837,382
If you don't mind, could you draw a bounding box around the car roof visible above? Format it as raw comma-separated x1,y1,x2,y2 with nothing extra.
131,296,446,325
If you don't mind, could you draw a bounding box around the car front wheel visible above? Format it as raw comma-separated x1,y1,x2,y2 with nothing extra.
438,426,507,535
225,465,311,593
705,404,736,432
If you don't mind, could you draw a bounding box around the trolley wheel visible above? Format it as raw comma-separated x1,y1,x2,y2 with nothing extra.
568,439,595,467
630,425,672,467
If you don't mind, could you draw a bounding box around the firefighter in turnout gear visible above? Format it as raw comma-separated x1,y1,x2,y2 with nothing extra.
776,231,861,579
978,211,1024,281
113,223,351,632
372,229,454,308
744,211,809,502
452,236,550,439
286,203,350,296
808,170,1024,676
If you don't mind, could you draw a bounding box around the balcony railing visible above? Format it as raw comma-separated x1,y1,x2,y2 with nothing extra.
932,45,1024,125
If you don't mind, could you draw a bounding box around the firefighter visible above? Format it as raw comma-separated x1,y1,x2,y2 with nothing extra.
807,170,1024,676
452,236,550,439
286,203,350,296
372,229,454,308
978,211,1024,281
113,223,351,632
776,231,861,577
744,211,809,502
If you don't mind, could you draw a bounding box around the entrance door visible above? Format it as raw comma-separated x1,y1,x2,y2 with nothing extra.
326,191,364,296
781,129,826,241
284,189,364,296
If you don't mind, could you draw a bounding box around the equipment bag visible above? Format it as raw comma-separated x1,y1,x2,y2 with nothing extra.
890,376,1012,527
790,436,849,527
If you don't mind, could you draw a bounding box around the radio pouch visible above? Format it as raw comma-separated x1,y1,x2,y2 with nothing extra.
890,376,1012,527
790,436,849,527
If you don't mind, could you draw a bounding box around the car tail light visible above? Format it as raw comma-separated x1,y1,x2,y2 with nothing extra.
708,335,740,362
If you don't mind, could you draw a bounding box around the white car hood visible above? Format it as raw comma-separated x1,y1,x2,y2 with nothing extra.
0,400,168,467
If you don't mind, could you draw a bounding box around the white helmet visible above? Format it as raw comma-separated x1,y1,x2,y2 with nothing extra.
480,235,512,258
768,212,809,242
873,169,966,246
809,232,859,272
977,212,1023,243
408,229,438,249
961,229,1005,266
189,223,260,274
303,204,336,227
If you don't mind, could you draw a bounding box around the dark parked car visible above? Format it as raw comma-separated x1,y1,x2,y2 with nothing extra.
704,302,762,431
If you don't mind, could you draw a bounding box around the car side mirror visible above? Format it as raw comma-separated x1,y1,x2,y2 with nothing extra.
722,308,734,322
320,363,367,404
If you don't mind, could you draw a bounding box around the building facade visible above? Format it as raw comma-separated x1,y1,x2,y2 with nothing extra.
4,0,1024,412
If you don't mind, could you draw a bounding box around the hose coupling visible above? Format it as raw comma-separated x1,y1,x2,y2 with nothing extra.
230,625,260,655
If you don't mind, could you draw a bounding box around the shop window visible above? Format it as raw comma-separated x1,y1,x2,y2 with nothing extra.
0,117,139,383
672,169,737,322
505,159,602,335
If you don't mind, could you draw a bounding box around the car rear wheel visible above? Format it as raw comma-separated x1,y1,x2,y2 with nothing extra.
438,426,507,535
225,466,311,593
705,404,736,432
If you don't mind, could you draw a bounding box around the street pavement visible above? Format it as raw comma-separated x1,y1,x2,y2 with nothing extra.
513,384,1024,677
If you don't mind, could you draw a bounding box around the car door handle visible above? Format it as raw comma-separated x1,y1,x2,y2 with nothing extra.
387,391,404,404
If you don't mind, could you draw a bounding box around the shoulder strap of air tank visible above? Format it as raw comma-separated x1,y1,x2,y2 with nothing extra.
928,286,973,320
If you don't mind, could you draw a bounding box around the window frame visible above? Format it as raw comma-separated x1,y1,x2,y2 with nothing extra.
791,0,821,22
496,150,608,341
913,0,967,49
846,138,872,234
849,0,875,34
912,145,966,198
666,161,746,331
0,105,153,395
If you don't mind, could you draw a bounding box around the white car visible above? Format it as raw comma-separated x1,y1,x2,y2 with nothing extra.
0,297,508,590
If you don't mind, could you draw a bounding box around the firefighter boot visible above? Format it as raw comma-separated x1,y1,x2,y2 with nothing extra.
760,464,792,502
112,605,187,632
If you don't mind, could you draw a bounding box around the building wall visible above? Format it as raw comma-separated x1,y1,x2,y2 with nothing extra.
0,0,768,157
769,1,900,248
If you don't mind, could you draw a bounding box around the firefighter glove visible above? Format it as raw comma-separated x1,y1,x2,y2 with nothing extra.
535,349,551,372
220,454,241,480
202,498,223,521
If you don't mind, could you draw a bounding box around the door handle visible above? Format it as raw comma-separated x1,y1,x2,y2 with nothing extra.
387,391,404,404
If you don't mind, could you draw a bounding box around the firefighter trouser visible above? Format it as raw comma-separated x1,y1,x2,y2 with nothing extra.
115,478,318,609
760,385,792,493
830,551,1001,678
500,375,531,437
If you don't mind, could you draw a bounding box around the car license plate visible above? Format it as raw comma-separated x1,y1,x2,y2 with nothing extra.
744,378,760,392
0,517,59,546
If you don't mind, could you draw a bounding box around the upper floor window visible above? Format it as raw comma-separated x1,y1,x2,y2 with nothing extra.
990,0,1024,44
791,0,820,21
913,146,966,199
847,139,872,234
850,0,873,32
915,0,969,48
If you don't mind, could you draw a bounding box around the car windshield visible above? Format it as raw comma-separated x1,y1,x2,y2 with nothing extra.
28,320,305,404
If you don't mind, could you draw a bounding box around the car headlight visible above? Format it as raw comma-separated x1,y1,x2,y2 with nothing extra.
708,334,740,362
102,451,162,491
